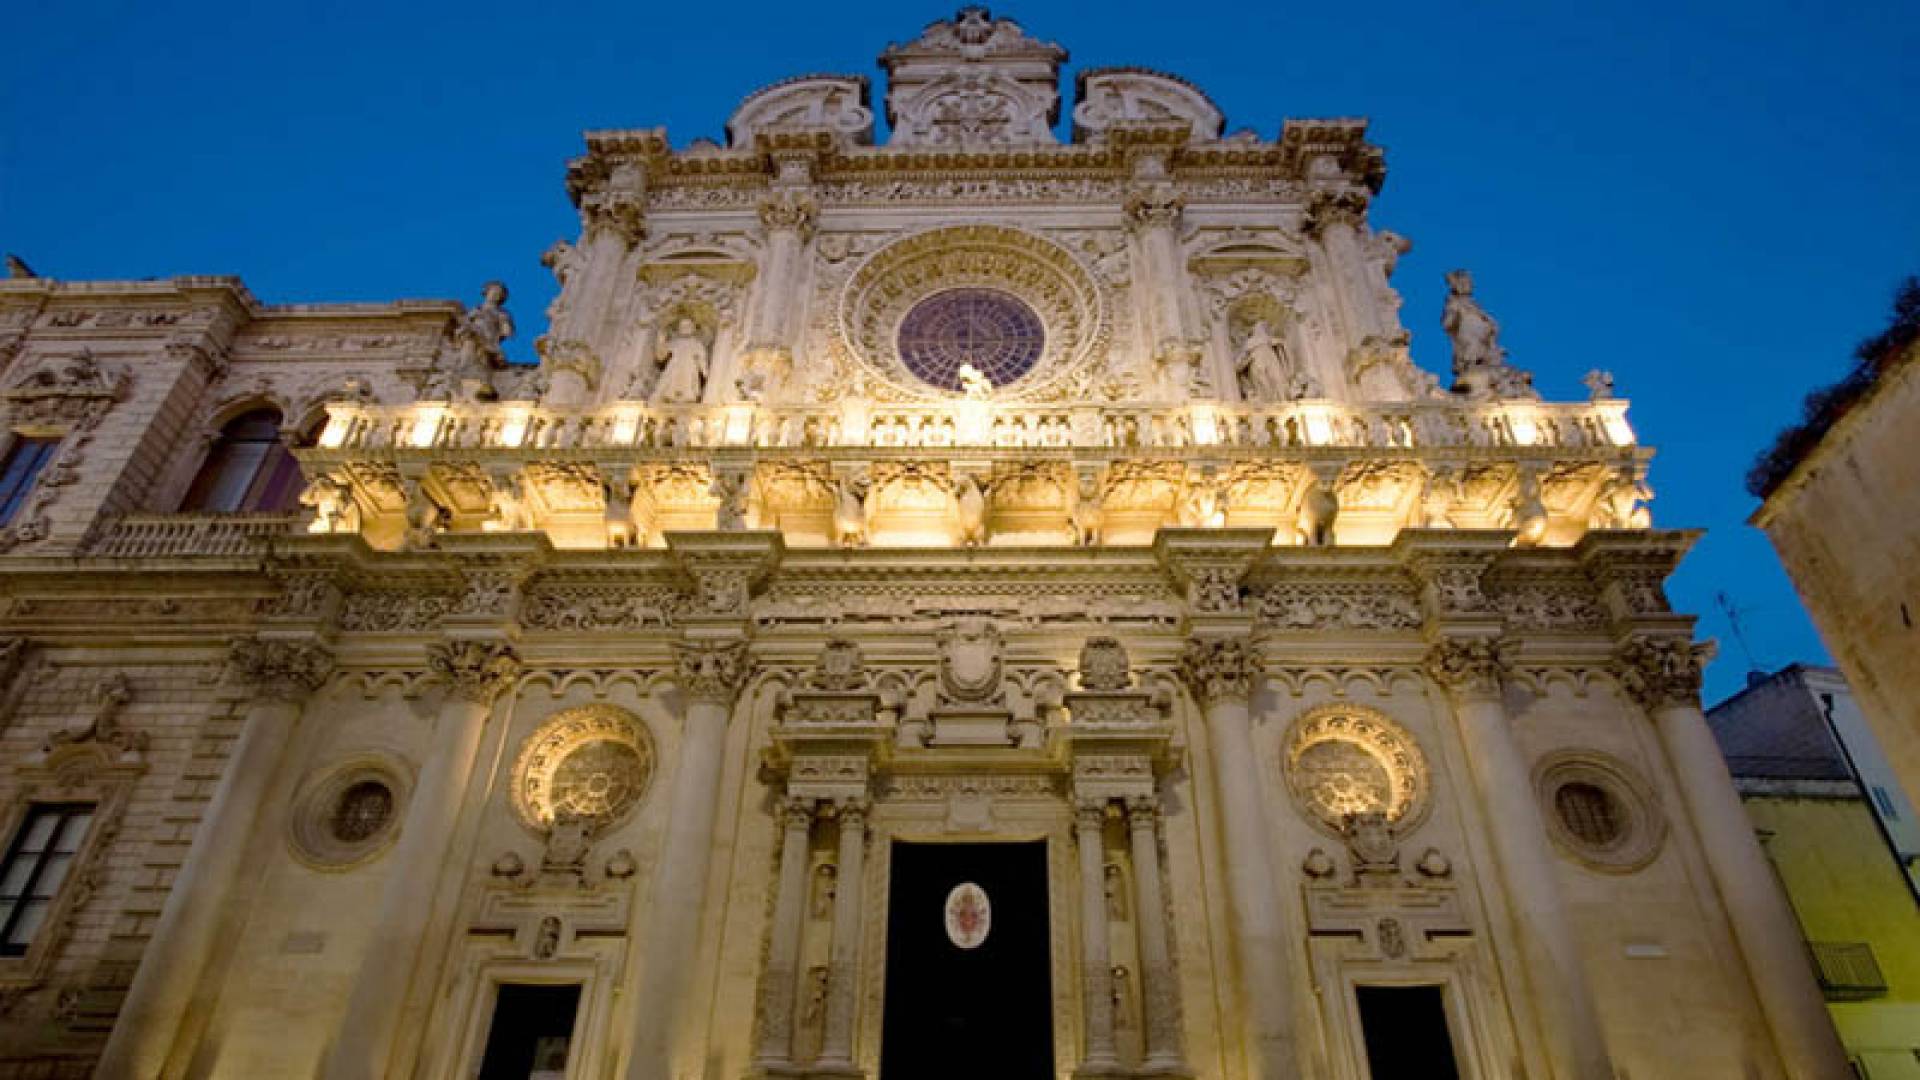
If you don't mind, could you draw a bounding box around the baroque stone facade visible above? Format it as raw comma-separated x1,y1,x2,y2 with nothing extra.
0,9,1847,1080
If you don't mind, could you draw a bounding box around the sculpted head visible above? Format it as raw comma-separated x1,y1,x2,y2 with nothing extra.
675,317,698,336
1445,269,1473,295
481,280,508,305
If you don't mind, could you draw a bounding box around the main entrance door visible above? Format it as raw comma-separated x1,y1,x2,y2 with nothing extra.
880,840,1053,1079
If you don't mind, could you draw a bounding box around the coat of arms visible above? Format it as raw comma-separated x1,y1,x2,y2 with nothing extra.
937,618,1004,704
944,881,992,949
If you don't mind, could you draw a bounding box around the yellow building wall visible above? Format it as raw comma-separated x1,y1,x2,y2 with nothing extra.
1747,793,1920,1078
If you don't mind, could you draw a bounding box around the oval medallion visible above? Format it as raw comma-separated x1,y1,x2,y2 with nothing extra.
943,882,991,949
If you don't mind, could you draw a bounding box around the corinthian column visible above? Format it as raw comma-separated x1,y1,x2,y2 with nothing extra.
1178,637,1294,1080
735,191,815,400
1424,637,1613,1080
542,161,649,407
1125,181,1207,393
1074,799,1119,1076
98,638,334,1080
752,795,817,1072
1617,637,1849,1080
1304,188,1380,347
323,640,520,1080
1124,795,1185,1075
815,796,868,1075
623,639,751,1080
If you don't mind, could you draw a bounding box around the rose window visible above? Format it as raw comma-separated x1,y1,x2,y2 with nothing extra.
329,780,395,844
1294,739,1394,820
897,288,1045,391
1282,706,1431,836
550,740,648,821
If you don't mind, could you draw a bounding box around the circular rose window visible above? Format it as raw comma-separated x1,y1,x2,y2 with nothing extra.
897,288,1044,392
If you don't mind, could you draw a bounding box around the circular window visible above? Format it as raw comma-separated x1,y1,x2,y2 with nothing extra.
511,705,656,834
897,288,1045,392
289,758,410,870
330,780,395,844
1282,706,1431,837
1536,753,1666,873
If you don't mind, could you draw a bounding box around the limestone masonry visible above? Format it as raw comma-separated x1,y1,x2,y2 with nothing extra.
0,8,1851,1079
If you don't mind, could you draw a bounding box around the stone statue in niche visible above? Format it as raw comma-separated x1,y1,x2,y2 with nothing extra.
1104,862,1129,919
446,281,513,402
534,915,562,959
1442,270,1535,399
1235,321,1293,402
653,318,711,403
811,862,837,918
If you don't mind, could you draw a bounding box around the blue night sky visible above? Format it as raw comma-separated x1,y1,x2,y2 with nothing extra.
4,0,1915,702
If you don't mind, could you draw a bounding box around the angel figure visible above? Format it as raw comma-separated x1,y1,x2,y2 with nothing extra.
956,362,993,400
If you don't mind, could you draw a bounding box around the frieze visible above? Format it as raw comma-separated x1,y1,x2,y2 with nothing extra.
879,774,1061,800
339,590,454,633
1490,582,1606,631
520,585,682,632
1255,583,1421,632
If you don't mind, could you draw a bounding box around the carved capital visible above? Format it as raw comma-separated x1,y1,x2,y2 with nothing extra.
757,192,818,238
1304,187,1369,236
427,640,522,703
1124,794,1161,827
226,637,336,702
583,192,646,244
1423,637,1512,700
1123,182,1183,231
780,794,818,831
538,338,602,389
1615,635,1716,712
835,794,870,829
1178,637,1258,705
673,639,752,706
1074,798,1109,832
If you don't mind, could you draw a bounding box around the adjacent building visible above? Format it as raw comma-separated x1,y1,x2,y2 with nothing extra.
1710,665,1920,1078
0,9,1852,1079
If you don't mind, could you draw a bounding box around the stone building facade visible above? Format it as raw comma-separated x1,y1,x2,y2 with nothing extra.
0,9,1849,1079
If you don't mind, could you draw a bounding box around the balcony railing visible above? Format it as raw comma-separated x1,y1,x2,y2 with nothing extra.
89,512,299,559
310,396,1637,455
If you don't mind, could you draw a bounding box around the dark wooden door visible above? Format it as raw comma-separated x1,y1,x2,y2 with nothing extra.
880,840,1053,1080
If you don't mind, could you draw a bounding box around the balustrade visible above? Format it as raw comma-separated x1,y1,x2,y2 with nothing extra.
90,512,299,558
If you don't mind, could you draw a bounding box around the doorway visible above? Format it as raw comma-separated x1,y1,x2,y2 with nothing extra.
1356,983,1461,1080
880,840,1053,1080
475,982,580,1080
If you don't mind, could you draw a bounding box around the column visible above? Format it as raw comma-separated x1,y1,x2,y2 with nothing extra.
542,167,646,407
1125,179,1208,393
323,639,519,1080
1074,799,1119,1075
1426,638,1613,1080
737,191,816,395
753,795,817,1072
1178,637,1294,1080
1619,637,1850,1080
815,796,868,1075
97,639,334,1080
1304,187,1382,346
1125,795,1185,1074
623,639,750,1080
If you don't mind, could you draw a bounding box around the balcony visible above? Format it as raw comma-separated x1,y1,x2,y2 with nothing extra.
89,512,299,559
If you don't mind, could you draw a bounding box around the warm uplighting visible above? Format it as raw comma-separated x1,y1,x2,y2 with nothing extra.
1190,404,1221,446
1298,404,1335,447
1505,405,1541,446
721,403,757,446
496,409,530,448
611,408,640,446
954,400,991,446
316,408,352,450
409,406,446,448
1597,403,1636,446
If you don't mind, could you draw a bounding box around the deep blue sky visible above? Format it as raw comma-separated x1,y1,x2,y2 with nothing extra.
4,0,1915,701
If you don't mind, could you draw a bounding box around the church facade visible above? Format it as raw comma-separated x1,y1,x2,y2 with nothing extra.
0,9,1849,1079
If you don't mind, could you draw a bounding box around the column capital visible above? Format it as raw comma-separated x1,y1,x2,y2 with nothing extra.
1123,794,1162,824
757,191,818,238
672,639,752,706
1423,636,1513,701
779,794,818,830
1304,186,1370,237
1123,181,1184,232
1615,634,1717,712
1179,636,1258,705
227,637,336,702
834,794,871,827
427,639,522,703
1074,797,1110,830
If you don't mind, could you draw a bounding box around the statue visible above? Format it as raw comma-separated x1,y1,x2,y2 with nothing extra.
1442,270,1535,399
956,362,993,400
653,318,710,404
1295,473,1339,547
447,281,513,401
539,240,583,329
832,475,869,548
1235,321,1291,401
1583,369,1617,401
710,470,749,530
298,473,358,534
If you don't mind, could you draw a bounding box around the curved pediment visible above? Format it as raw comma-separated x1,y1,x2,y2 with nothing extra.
1072,68,1225,143
726,75,874,149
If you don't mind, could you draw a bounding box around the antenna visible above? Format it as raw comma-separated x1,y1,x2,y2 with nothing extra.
1715,591,1765,680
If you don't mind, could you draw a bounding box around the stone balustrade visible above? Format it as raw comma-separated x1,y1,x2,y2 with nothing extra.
313,396,1636,455
89,512,301,558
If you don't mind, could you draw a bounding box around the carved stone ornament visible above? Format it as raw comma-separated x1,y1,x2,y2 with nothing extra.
1076,636,1133,691
673,639,752,705
1614,635,1716,712
1283,704,1431,836
809,639,868,691
43,671,145,757
1423,637,1512,700
937,618,1004,704
510,704,656,834
1178,637,1257,705
227,637,336,702
1,349,130,430
426,640,523,702
1341,810,1400,878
